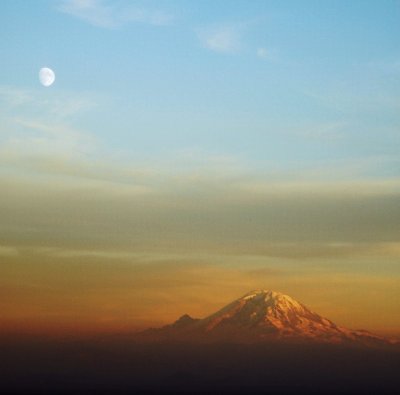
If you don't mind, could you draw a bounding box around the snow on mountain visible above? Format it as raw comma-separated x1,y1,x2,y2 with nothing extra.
137,289,394,347
199,289,339,338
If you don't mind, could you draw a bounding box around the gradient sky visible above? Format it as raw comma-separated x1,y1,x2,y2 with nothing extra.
1,0,399,337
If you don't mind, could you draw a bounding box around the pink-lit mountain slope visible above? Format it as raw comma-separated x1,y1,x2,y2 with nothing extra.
137,290,396,347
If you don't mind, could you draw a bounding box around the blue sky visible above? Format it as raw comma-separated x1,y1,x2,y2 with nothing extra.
1,0,399,175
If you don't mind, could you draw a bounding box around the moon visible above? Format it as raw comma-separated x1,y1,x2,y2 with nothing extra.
39,67,55,87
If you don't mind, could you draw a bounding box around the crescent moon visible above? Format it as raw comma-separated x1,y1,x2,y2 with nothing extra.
39,67,55,87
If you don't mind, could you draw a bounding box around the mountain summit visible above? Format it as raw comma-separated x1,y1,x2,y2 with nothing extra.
200,289,337,336
137,289,393,347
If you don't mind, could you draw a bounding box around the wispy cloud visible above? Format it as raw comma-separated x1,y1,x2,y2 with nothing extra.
256,47,279,62
294,121,345,141
197,25,241,54
4,118,95,158
0,86,100,174
57,0,174,28
1,239,399,333
0,246,19,257
0,86,33,106
198,20,275,57
0,86,97,119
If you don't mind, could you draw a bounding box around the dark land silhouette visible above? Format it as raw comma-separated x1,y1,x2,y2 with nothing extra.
1,336,399,394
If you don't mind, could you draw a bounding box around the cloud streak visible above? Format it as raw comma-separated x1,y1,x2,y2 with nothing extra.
197,25,241,53
1,167,399,251
0,86,97,119
57,0,174,28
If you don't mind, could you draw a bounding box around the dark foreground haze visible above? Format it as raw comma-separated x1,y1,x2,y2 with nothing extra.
1,335,399,395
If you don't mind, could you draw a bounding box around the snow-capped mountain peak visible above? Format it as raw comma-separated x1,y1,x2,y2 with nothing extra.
241,289,306,312
137,289,394,347
200,289,335,335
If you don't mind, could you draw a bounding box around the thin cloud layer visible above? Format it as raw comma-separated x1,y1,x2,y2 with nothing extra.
1,245,399,335
57,0,174,28
0,86,97,119
1,167,399,249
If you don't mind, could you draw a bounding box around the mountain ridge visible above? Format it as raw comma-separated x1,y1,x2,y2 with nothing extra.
136,289,396,348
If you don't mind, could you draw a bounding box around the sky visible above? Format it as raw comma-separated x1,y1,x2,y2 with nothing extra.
0,0,399,337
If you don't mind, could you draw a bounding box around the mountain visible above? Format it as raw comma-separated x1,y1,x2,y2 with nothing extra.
137,289,395,347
